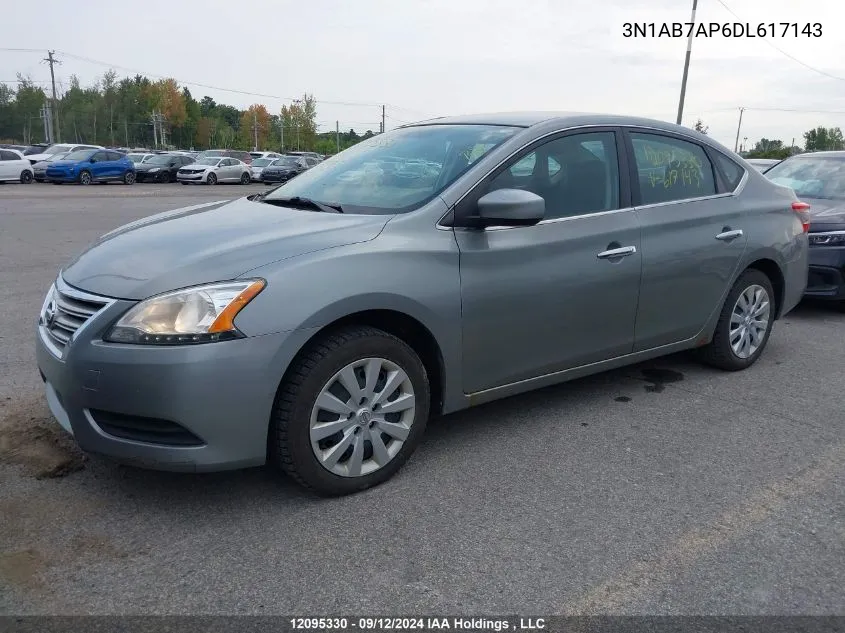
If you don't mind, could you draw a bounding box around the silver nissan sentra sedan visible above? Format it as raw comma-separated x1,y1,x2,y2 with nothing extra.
35,112,809,496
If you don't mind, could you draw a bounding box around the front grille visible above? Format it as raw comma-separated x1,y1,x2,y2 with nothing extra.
43,286,109,353
88,409,204,446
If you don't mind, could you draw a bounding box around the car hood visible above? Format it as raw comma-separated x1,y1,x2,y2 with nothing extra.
47,160,82,168
61,197,391,300
27,152,58,162
807,199,845,230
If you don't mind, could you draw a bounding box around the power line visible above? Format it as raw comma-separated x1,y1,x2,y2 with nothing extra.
714,0,845,82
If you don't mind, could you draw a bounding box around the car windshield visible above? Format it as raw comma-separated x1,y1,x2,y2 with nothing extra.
765,155,845,199
271,157,300,167
252,158,273,166
49,152,70,161
64,149,97,162
263,124,518,213
127,154,147,163
197,150,225,159
44,144,74,155
197,158,221,166
147,154,175,165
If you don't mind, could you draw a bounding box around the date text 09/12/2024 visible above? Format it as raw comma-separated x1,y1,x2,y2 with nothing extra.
622,22,822,38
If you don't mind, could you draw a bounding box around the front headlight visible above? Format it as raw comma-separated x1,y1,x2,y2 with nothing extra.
105,279,265,345
148,167,161,172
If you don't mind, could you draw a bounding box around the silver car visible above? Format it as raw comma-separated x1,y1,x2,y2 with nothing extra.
36,112,808,496
176,157,252,185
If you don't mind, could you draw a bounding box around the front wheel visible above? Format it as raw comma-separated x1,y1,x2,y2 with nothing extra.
240,172,250,185
697,269,775,371
270,326,430,496
206,172,217,185
20,170,33,184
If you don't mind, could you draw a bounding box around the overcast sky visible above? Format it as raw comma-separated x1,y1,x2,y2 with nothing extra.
2,0,843,150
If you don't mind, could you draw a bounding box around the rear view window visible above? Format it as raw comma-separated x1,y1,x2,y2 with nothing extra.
630,132,716,205
713,152,745,191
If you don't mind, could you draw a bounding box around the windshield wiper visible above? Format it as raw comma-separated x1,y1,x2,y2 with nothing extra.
261,196,343,213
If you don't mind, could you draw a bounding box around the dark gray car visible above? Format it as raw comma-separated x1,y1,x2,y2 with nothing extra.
35,112,809,496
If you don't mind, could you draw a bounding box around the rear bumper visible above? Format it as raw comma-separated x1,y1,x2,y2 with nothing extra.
805,245,845,300
34,279,318,472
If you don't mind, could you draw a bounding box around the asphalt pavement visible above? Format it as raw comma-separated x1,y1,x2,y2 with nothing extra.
0,183,843,615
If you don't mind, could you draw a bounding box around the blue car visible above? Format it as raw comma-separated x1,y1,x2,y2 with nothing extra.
46,149,136,185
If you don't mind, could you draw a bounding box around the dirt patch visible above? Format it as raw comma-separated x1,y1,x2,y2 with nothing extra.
0,548,47,589
0,400,86,479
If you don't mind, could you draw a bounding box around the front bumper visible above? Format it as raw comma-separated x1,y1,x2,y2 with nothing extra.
177,172,205,183
261,172,294,183
35,277,314,472
46,171,77,182
135,171,165,182
805,245,845,300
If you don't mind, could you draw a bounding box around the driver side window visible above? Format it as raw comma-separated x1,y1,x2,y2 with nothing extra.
488,131,620,220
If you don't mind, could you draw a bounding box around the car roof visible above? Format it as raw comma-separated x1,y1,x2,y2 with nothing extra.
403,111,715,136
788,151,845,158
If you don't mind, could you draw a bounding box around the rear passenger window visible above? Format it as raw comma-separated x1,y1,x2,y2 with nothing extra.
712,152,745,192
0,150,16,160
106,151,122,161
630,132,716,205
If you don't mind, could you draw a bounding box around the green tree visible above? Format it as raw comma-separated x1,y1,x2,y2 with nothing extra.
803,126,845,152
692,119,708,134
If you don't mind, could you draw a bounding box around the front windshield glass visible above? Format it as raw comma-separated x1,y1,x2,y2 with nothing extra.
253,158,273,167
65,149,97,162
766,156,845,199
197,158,221,166
264,124,518,213
48,152,69,162
45,144,73,154
147,154,174,165
271,157,300,167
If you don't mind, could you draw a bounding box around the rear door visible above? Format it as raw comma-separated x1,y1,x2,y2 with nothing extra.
106,151,125,179
220,158,237,181
625,129,749,350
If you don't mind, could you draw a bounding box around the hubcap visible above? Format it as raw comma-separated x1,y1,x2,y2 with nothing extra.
729,284,770,359
310,357,416,478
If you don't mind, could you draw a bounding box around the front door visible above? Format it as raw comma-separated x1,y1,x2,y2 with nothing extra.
455,129,643,394
90,151,110,180
625,130,749,350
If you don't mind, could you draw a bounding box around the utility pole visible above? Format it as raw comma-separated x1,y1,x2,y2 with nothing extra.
280,118,284,152
742,136,748,153
790,137,795,155
42,50,62,142
733,107,745,153
336,120,340,154
152,112,159,149
675,0,698,125
253,110,258,151
124,119,129,147
296,124,300,150
381,105,385,134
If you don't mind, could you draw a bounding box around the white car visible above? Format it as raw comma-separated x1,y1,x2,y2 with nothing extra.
249,151,283,161
0,148,35,183
127,152,155,165
25,143,103,165
176,157,252,185
249,157,277,181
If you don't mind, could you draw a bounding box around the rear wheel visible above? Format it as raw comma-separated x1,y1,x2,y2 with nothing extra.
697,269,775,371
240,172,250,184
123,171,136,185
20,170,33,184
206,172,217,185
78,170,92,185
270,325,430,496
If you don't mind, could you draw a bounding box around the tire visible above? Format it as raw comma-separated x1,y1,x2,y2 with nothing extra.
697,269,775,371
78,170,92,185
51,181,62,185
123,171,136,185
180,181,188,185
20,171,33,184
240,172,250,185
270,325,430,496
206,172,217,185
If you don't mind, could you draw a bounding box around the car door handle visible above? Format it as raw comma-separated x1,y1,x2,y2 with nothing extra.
597,246,637,259
715,229,743,241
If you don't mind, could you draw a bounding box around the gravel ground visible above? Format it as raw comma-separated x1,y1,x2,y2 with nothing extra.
0,183,843,616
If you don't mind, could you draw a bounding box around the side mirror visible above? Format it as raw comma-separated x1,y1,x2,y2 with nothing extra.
469,188,545,228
